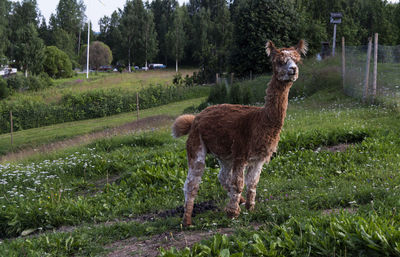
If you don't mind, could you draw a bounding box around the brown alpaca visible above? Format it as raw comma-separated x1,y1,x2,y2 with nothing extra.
172,40,307,226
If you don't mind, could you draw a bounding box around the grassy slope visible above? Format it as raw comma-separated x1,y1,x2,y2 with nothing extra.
0,97,205,157
7,69,196,104
2,80,400,255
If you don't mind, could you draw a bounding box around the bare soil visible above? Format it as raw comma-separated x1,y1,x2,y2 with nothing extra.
105,227,235,257
0,115,174,163
320,143,353,153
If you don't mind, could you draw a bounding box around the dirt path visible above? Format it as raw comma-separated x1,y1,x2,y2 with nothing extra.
0,115,174,163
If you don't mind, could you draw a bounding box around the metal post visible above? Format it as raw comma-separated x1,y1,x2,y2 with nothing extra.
10,111,13,148
363,37,372,103
372,33,378,102
86,20,90,79
136,92,139,120
332,24,337,56
342,37,345,91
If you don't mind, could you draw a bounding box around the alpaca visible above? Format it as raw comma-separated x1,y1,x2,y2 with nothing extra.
172,40,307,226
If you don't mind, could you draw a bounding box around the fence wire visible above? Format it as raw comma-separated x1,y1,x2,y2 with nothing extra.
344,44,400,105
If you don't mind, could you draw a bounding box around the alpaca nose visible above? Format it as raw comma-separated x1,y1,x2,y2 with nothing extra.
288,66,297,75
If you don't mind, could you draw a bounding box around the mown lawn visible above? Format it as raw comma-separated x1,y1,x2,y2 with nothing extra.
1,87,400,256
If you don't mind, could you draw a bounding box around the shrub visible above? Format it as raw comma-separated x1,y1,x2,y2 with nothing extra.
6,76,27,92
0,78,9,99
207,83,228,104
43,46,73,79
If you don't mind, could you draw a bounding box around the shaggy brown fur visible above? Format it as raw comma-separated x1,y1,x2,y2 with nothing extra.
172,40,307,226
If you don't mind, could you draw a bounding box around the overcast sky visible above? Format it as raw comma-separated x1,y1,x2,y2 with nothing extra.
12,0,400,32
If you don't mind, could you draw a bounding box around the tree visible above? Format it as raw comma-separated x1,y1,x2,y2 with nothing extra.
230,0,301,77
80,41,113,70
143,10,158,68
166,6,186,72
53,0,86,55
43,46,73,78
0,0,10,64
98,11,123,65
14,23,45,76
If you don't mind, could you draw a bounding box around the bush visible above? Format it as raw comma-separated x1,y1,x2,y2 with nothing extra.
0,78,9,99
7,76,27,92
43,46,73,79
0,84,210,134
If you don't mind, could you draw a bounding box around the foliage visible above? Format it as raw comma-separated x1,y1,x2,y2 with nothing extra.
13,23,45,76
80,41,113,70
5,74,54,95
166,6,186,71
43,46,73,79
0,77,8,99
0,84,209,134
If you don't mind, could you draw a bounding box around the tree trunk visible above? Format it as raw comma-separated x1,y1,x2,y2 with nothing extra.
128,47,131,72
24,69,28,77
176,58,178,73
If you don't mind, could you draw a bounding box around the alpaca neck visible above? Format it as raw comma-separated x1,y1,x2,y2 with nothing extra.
262,76,292,127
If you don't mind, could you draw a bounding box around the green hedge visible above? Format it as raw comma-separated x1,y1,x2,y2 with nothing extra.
0,84,209,134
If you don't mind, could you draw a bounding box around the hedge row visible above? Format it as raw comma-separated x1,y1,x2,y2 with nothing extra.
0,84,209,134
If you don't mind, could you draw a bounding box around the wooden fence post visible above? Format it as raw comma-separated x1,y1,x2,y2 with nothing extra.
363,37,372,103
341,37,345,92
372,33,378,102
136,92,139,120
10,111,13,149
216,73,219,84
250,70,253,80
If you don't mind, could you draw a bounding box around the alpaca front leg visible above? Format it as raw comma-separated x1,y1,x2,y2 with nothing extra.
245,161,264,211
183,140,206,226
218,160,245,204
225,162,245,218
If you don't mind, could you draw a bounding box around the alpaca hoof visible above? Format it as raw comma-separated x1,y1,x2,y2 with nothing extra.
245,202,255,211
183,216,192,227
239,196,246,205
225,207,240,219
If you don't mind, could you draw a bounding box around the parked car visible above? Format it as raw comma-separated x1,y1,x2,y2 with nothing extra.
0,66,17,77
149,63,166,69
98,65,113,72
141,66,149,71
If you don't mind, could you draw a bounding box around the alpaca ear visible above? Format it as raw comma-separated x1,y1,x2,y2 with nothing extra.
265,41,277,57
295,40,308,56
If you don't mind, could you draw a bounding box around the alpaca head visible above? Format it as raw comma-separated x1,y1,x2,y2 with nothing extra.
266,40,308,82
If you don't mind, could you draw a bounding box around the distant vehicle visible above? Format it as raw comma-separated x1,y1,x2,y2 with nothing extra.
141,66,149,71
149,63,166,69
98,65,113,72
0,66,17,77
134,66,140,70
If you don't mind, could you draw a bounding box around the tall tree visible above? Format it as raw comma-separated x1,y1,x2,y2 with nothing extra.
14,23,45,76
120,0,147,71
143,9,158,68
166,6,186,72
0,0,10,64
98,11,123,65
8,0,41,67
151,0,178,64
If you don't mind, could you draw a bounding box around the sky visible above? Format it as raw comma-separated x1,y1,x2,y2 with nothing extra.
12,0,400,32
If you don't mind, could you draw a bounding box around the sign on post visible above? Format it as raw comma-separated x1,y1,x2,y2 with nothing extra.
330,12,342,56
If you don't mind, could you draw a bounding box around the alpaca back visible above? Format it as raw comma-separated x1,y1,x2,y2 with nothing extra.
172,114,195,138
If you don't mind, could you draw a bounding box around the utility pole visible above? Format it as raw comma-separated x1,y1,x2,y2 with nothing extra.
330,13,342,57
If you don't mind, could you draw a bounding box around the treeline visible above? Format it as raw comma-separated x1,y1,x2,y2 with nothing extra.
0,0,400,81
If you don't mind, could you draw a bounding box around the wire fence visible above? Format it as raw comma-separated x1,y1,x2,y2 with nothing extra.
343,40,400,105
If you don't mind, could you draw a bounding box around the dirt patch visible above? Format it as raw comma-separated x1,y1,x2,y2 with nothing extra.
320,143,353,153
0,115,174,163
105,227,234,257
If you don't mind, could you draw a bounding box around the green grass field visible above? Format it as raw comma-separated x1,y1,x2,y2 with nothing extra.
1,82,400,256
7,69,196,104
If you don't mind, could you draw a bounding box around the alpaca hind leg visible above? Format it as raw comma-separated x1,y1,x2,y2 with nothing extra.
225,161,245,218
183,135,206,226
245,161,264,211
218,160,245,205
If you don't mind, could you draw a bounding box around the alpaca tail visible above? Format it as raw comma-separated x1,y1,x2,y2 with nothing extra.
172,114,195,138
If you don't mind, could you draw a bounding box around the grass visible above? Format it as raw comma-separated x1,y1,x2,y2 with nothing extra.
8,69,196,104
0,97,206,157
1,63,400,255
